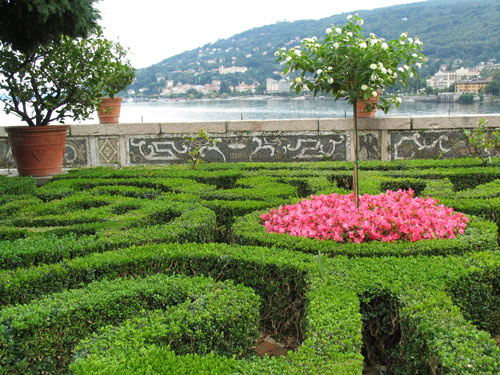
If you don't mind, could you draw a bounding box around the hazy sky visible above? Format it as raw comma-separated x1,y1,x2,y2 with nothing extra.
96,0,426,69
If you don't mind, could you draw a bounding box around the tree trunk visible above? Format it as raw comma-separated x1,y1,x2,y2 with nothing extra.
353,102,359,210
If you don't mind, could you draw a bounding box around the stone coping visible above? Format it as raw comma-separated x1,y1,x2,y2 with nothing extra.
1,115,499,138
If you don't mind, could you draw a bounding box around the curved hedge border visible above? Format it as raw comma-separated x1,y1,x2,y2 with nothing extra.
0,273,259,374
1,160,500,374
54,167,244,189
0,243,311,337
232,211,497,257
0,242,498,374
0,198,216,269
61,247,500,374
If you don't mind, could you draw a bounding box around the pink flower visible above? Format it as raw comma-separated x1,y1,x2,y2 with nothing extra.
261,189,468,243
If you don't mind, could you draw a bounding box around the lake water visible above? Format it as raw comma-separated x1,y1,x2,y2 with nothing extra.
1,97,500,125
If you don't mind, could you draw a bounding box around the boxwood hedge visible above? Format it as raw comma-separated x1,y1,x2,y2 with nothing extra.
0,159,499,374
233,212,497,257
0,274,260,374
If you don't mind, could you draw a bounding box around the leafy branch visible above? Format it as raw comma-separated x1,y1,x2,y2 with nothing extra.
464,118,500,165
183,129,220,169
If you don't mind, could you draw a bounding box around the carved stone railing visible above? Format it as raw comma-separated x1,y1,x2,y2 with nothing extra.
1,115,499,172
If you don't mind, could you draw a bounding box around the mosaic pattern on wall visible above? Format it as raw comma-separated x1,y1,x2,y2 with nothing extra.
391,130,471,160
128,133,348,164
359,131,380,161
64,138,88,167
97,137,119,165
0,139,15,169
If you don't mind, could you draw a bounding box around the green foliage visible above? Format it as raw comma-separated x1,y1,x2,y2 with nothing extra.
448,268,500,335
183,128,220,169
0,28,135,126
0,0,100,53
0,274,259,374
1,160,500,374
0,192,216,268
276,14,424,112
464,118,500,165
485,79,500,96
459,93,475,104
0,176,36,195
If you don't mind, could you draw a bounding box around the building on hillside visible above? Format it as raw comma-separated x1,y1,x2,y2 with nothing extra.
266,78,291,93
218,66,248,74
235,81,259,93
455,67,480,80
426,70,456,90
478,61,500,71
455,78,492,93
426,67,480,90
161,80,222,96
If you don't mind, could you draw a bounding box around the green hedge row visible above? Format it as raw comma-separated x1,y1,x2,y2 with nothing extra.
0,195,42,220
329,171,429,196
70,276,365,375
232,211,497,257
383,166,500,191
0,243,311,338
448,253,500,335
1,241,499,374
201,180,297,202
1,160,500,374
322,253,500,375
0,273,259,374
455,179,500,199
22,244,496,375
38,176,217,196
0,201,215,269
195,157,500,172
398,287,499,374
0,175,36,195
327,166,500,196
54,166,244,189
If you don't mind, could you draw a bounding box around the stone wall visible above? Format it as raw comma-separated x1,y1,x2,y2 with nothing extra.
1,114,500,172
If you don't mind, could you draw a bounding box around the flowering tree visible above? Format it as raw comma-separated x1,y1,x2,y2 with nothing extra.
275,14,425,208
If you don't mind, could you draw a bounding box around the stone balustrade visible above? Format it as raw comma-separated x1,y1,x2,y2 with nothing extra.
1,114,499,172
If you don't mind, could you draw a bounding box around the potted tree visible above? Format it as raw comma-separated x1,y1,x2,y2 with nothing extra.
94,38,135,124
276,13,424,208
0,28,135,177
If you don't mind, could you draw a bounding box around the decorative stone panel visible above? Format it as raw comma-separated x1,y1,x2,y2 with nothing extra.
391,129,470,160
2,116,500,174
64,138,88,167
0,139,15,169
359,131,380,161
97,137,119,165
128,132,347,165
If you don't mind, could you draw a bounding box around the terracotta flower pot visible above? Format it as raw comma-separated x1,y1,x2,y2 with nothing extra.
97,97,123,124
6,125,69,177
357,92,381,118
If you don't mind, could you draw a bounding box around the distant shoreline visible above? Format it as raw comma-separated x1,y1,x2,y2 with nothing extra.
1,96,500,126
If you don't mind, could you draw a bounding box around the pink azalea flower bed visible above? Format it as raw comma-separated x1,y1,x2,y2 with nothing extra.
261,189,468,243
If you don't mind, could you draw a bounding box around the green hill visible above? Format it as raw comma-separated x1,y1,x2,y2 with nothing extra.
130,0,500,96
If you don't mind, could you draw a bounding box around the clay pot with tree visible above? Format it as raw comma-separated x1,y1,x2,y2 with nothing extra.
0,28,135,177
94,38,135,124
276,13,424,208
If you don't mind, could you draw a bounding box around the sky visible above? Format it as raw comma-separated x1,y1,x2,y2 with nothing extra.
96,0,427,69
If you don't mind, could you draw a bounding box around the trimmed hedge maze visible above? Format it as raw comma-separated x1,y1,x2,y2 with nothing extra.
0,158,499,374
